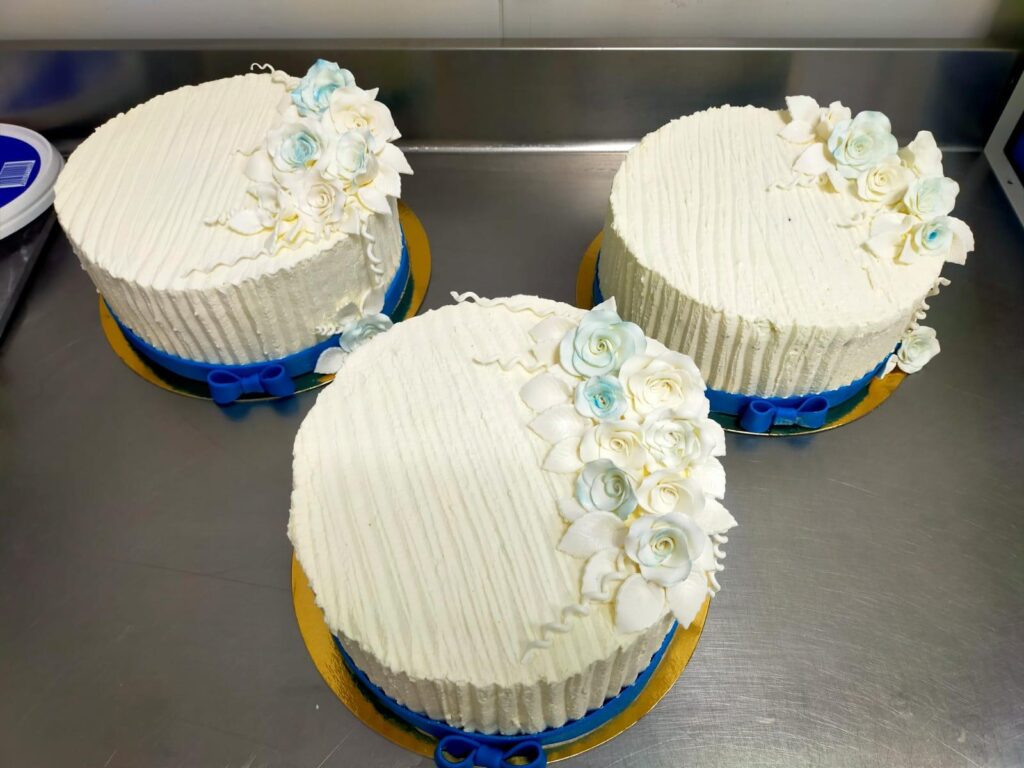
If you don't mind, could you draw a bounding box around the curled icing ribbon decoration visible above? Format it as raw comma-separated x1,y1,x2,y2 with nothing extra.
739,395,829,433
206,365,296,406
434,735,545,768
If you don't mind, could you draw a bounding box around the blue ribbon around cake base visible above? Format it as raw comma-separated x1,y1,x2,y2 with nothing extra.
592,254,889,433
334,622,678,768
108,232,410,406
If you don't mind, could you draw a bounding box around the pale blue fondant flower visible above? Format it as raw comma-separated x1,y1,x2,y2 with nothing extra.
575,375,627,421
575,459,638,520
827,110,899,179
267,120,324,172
559,300,646,378
340,313,393,353
292,59,356,116
624,512,706,587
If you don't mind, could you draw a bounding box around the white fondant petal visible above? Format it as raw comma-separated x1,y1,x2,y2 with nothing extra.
543,437,583,473
614,575,666,634
529,316,576,343
778,120,816,144
691,497,737,537
558,497,587,523
592,297,617,313
946,217,974,265
313,347,347,374
792,143,832,176
693,533,717,573
704,419,727,457
529,404,588,444
225,208,270,235
879,355,898,378
244,150,274,183
358,186,390,214
666,570,709,629
785,95,821,124
691,457,726,499
520,373,571,413
581,548,621,602
558,512,627,558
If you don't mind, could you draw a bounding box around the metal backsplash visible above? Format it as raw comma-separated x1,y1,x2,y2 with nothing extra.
0,44,1019,148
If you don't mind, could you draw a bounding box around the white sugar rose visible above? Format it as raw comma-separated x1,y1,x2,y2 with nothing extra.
900,215,974,266
575,459,638,520
902,176,958,221
291,59,355,116
579,421,647,476
320,130,379,186
828,110,899,179
642,408,725,473
619,351,709,419
882,325,940,376
328,86,400,143
636,470,705,518
856,156,913,204
340,313,393,353
624,512,707,588
559,300,646,378
898,130,944,178
267,118,326,173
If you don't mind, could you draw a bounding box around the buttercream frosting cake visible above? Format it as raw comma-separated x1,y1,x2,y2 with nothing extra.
289,293,736,735
599,97,973,403
55,60,411,367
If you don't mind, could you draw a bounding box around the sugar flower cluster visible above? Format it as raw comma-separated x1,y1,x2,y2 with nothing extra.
518,299,735,640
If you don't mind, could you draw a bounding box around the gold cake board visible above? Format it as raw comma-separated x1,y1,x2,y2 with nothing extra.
291,553,708,763
98,201,431,403
577,231,906,436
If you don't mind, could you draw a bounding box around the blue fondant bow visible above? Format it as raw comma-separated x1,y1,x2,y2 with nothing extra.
435,735,545,768
739,395,829,433
206,365,296,406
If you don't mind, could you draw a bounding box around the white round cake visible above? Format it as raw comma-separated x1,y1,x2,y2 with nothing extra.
289,294,736,735
55,61,411,366
599,98,973,398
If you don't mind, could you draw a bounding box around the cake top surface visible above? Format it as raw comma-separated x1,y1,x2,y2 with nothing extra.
607,102,970,328
289,295,734,688
55,61,410,292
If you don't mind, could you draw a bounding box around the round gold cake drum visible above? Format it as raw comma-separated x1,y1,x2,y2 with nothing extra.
291,553,709,763
98,201,432,403
577,231,906,436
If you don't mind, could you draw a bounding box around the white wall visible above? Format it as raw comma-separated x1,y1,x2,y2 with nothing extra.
0,0,1003,40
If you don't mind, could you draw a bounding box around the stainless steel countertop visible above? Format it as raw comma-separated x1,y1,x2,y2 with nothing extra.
1,149,1022,768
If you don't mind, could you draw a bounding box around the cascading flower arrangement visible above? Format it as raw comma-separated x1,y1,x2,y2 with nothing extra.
509,298,736,649
208,60,412,278
779,95,970,379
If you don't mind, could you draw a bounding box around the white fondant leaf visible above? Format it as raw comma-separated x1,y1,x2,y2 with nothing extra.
543,437,583,474
244,150,274,184
592,297,617,313
582,548,621,603
558,497,587,523
375,164,402,198
705,419,727,457
530,404,588,444
521,374,571,413
946,217,974,265
691,457,726,499
693,533,717,573
531,339,560,367
558,512,627,558
666,570,709,629
225,208,270,235
314,347,347,374
362,285,386,315
614,574,666,634
778,120,815,144
358,186,391,214
529,316,576,343
691,497,737,537
785,95,820,123
792,142,832,177
378,141,413,175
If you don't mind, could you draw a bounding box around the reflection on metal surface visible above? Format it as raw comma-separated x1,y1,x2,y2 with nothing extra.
97,201,431,402
0,46,1017,148
576,231,908,436
291,553,709,763
0,210,54,343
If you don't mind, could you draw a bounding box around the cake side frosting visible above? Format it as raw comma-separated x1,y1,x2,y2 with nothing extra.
55,64,408,365
289,295,733,735
599,102,970,398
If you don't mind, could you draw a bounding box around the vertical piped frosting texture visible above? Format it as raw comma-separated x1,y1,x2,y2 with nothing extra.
600,105,947,397
288,297,673,735
54,72,402,365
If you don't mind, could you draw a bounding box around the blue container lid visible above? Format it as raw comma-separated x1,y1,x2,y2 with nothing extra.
0,124,63,241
